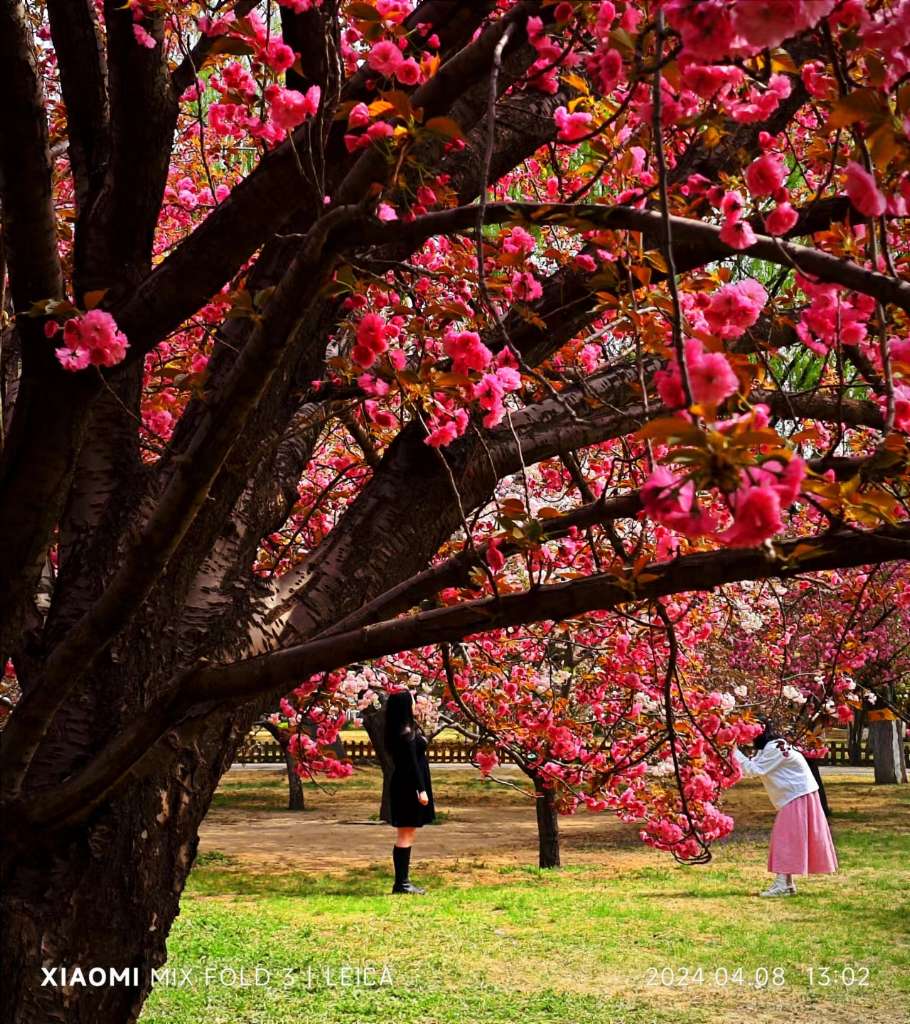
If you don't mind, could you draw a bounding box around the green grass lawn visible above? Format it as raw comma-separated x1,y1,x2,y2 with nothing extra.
141,776,910,1024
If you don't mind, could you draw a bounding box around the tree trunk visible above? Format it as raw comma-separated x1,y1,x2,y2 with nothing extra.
805,757,831,816
848,710,865,765
361,701,393,822
868,718,908,785
534,780,561,869
0,707,253,1024
260,720,305,810
284,749,305,810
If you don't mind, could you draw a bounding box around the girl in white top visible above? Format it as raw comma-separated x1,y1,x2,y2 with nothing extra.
733,721,838,896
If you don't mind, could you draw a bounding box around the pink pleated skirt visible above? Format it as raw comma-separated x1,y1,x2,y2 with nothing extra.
768,791,838,874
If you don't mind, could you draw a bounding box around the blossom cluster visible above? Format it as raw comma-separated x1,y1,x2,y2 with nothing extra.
52,310,130,372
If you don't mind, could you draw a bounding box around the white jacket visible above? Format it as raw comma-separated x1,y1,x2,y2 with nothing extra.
734,740,818,810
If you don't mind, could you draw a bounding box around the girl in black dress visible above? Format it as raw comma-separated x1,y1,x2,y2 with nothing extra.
384,690,435,894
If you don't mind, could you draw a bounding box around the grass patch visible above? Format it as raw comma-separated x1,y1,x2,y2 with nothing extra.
194,850,238,868
142,777,910,1024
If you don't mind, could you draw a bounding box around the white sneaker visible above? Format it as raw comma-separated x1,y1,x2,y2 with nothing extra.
760,878,795,897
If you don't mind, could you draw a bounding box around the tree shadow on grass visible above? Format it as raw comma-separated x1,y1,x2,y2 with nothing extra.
188,861,456,899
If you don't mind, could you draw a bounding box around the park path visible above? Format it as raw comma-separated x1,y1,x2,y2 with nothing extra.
199,766,877,873
200,765,755,872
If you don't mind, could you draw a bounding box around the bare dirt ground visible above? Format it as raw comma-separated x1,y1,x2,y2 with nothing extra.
198,765,880,873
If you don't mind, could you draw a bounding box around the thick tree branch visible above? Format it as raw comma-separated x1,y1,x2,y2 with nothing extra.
352,201,910,313
322,386,886,634
19,518,910,834
0,207,355,802
45,0,109,264
195,522,910,703
81,1,174,290
0,0,64,310
113,1,542,362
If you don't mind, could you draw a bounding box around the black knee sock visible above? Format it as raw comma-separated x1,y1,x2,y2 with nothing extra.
392,845,411,887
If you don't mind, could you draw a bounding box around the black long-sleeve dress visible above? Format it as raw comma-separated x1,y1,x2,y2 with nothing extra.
388,728,435,827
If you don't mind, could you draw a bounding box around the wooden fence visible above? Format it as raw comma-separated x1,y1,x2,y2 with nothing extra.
234,736,909,767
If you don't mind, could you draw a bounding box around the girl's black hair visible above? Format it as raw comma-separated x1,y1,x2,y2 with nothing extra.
384,690,415,747
754,716,783,750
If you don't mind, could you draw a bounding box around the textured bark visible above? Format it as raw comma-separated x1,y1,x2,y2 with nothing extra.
362,701,394,823
261,721,305,810
1,708,254,1024
285,751,306,811
534,778,561,869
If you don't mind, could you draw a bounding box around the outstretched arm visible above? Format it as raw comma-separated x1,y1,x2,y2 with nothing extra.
733,746,783,778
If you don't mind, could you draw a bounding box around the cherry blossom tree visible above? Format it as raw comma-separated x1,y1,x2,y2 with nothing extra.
2,1,910,1021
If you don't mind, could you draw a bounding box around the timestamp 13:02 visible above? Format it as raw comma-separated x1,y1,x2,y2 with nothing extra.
644,965,870,988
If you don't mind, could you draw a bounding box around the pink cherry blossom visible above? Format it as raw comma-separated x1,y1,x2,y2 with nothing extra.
744,153,787,197
835,703,854,725
267,84,320,132
444,330,492,375
347,102,370,129
502,226,535,256
485,538,505,572
764,201,799,235
586,46,624,95
890,384,910,433
704,279,767,339
891,337,910,365
133,23,156,49
719,219,757,249
795,274,873,353
424,407,469,448
574,252,597,273
554,106,592,142
365,400,397,429
688,351,739,405
719,485,784,547
55,310,130,371
731,1,836,51
366,120,394,142
351,312,389,368
665,0,736,60
395,58,421,86
264,39,296,73
801,60,833,98
844,161,887,218
278,0,322,11
511,270,543,302
720,190,745,222
655,364,687,409
367,40,403,78
425,422,459,447
473,367,521,428
641,467,718,537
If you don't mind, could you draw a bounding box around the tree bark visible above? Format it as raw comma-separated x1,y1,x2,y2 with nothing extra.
361,700,394,823
0,705,255,1024
805,757,831,817
534,779,561,869
284,749,305,810
260,720,305,810
848,710,865,765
